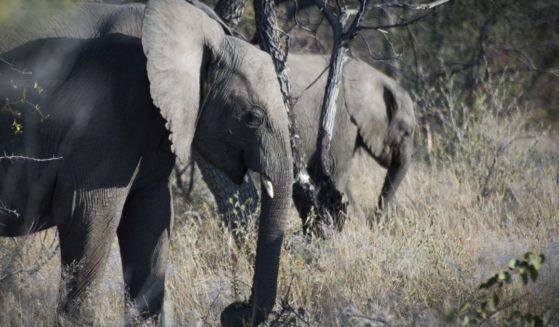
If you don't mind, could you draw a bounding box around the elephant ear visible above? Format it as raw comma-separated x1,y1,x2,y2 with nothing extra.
189,0,233,35
342,59,392,157
142,0,225,164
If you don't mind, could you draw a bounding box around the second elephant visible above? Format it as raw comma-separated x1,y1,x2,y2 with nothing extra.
196,53,416,229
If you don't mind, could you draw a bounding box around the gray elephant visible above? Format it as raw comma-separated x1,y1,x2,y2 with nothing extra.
198,53,415,229
0,1,292,326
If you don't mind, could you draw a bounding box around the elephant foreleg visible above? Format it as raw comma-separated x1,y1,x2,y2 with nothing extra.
56,188,127,324
117,179,172,324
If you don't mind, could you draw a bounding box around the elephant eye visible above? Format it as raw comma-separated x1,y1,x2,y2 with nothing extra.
244,107,265,129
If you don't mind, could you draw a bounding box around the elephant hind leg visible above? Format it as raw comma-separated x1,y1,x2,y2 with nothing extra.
117,179,172,324
56,188,128,324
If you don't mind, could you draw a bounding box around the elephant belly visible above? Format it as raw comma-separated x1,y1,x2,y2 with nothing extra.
0,160,56,236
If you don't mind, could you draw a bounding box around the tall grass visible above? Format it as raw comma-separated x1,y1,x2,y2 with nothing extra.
1,75,557,326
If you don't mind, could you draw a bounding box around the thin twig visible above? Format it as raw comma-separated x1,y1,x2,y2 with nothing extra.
0,200,20,217
0,153,63,162
0,57,32,75
369,0,451,11
0,233,59,283
360,9,436,30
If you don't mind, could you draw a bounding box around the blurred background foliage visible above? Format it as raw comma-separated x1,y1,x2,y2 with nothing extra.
200,0,559,168
236,0,559,130
0,2,557,325
2,0,557,130
0,0,75,25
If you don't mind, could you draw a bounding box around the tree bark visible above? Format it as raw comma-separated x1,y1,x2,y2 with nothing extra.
207,0,366,236
317,37,347,177
310,0,371,230
254,0,291,104
313,24,349,230
214,0,247,27
254,0,336,236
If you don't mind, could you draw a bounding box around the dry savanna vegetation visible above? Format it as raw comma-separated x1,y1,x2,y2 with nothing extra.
1,0,558,325
0,70,557,326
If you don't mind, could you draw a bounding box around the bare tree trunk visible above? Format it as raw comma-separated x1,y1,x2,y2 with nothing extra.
317,42,347,177
254,0,337,236
206,0,374,236
202,0,309,238
254,0,291,104
310,0,370,230
313,25,349,230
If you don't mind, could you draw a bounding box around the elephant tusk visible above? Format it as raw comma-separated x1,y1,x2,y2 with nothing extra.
261,175,275,199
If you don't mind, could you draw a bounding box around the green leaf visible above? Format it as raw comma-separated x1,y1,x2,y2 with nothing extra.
487,292,499,312
528,266,539,282
530,316,543,327
462,316,478,326
543,308,552,324
529,254,545,270
520,272,529,285
33,81,43,95
509,259,519,270
498,271,511,284
475,306,487,319
480,275,498,289
11,119,22,134
459,303,470,315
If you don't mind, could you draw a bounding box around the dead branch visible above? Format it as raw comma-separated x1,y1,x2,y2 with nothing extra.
0,154,62,218
0,56,32,75
0,200,20,217
369,0,451,11
308,0,374,230
0,232,58,283
0,153,62,162
360,9,436,30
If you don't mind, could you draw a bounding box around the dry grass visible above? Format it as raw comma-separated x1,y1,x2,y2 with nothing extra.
1,84,558,326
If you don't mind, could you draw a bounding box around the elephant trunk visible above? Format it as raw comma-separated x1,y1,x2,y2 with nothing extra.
249,171,292,324
377,137,412,212
220,136,293,327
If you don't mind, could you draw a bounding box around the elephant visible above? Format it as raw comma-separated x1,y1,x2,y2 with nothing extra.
0,0,292,326
197,53,415,230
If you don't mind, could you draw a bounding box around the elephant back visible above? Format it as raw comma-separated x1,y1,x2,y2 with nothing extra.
287,54,358,178
0,3,144,54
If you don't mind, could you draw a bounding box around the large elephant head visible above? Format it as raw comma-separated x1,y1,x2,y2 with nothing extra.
142,0,293,325
343,60,416,212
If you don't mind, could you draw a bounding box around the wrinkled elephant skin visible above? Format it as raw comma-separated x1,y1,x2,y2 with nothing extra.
198,54,415,228
0,1,292,326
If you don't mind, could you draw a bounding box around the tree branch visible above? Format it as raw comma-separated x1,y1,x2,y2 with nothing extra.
369,0,452,11
360,8,436,30
0,153,62,162
214,0,248,27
